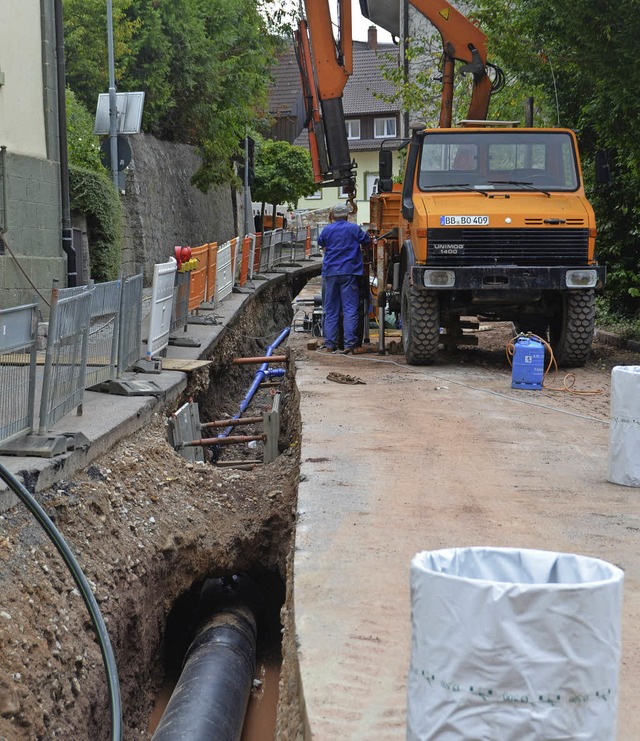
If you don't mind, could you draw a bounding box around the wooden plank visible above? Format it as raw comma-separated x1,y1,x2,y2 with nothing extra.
160,358,212,372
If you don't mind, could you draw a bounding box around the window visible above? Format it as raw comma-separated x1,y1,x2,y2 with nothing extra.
374,117,397,139
418,131,579,191
346,119,361,140
338,184,350,198
306,190,322,200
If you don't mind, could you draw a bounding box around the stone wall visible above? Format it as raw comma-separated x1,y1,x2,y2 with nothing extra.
0,151,66,310
120,134,237,282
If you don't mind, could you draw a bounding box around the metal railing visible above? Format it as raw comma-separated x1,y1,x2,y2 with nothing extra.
39,284,94,433
118,273,143,374
84,279,121,389
0,302,38,445
0,223,321,454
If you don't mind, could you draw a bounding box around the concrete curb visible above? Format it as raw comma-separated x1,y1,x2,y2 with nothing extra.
595,328,640,353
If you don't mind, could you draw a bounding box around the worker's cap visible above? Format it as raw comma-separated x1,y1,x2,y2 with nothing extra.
332,204,349,220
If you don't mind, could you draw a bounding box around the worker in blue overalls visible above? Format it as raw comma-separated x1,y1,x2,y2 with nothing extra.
318,204,370,354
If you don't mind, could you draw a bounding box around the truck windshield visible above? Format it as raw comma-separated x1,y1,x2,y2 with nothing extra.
418,131,579,192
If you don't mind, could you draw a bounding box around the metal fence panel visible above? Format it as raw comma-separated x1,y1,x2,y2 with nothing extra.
253,233,262,274
259,230,272,273
215,240,233,304
84,279,122,389
247,234,257,281
118,273,143,374
293,227,307,261
39,285,94,433
206,242,218,302
230,238,240,284
0,302,38,444
311,225,322,256
147,257,177,359
170,270,190,334
271,229,284,268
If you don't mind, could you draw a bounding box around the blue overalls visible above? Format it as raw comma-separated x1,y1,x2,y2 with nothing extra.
318,220,370,350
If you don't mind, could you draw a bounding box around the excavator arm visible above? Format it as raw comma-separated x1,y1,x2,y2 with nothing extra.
294,1,357,209
294,0,497,208
360,0,493,126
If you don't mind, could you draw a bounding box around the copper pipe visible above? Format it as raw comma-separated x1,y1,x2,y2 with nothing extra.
185,434,265,447
231,355,287,365
200,417,263,429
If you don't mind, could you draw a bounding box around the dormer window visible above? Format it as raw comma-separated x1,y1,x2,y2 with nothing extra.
346,119,361,140
374,117,397,138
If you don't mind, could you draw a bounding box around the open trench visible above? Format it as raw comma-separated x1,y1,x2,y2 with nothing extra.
0,279,307,740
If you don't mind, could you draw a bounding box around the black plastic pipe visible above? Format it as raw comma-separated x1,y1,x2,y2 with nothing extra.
152,604,257,741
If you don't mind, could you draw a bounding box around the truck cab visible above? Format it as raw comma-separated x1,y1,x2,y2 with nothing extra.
374,125,604,365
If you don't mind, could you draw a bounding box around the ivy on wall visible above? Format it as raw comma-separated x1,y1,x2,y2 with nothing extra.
69,165,122,282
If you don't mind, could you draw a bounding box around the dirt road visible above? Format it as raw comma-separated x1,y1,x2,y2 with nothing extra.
292,321,639,740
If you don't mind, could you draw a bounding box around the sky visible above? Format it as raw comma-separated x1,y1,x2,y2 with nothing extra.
346,0,394,42
284,1,394,43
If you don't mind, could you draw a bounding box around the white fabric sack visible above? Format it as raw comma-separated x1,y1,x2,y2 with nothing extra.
407,547,624,741
608,365,640,487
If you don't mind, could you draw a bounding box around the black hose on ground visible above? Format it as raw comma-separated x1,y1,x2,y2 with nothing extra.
0,462,122,740
151,601,257,741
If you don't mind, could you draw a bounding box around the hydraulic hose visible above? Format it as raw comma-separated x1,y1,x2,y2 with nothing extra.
218,326,290,440
0,462,122,741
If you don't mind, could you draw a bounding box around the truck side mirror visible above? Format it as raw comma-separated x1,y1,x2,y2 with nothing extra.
378,150,393,193
595,149,611,185
379,150,392,178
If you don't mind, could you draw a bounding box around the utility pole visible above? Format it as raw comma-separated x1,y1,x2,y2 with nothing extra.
106,0,119,190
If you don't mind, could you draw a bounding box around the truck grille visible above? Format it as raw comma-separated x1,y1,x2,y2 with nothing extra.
426,228,589,266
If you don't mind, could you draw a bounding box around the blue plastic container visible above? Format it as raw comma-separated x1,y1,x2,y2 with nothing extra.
511,337,544,389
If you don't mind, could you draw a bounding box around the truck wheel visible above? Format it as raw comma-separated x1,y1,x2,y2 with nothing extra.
550,289,596,367
401,274,440,364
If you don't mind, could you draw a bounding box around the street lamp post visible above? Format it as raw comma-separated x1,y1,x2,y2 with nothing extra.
106,0,119,190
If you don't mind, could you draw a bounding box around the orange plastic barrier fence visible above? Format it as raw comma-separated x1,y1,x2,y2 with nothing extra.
253,233,262,272
305,226,311,258
240,236,251,287
188,243,208,312
206,242,218,302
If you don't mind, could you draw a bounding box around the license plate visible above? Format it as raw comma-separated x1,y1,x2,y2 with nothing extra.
440,215,489,226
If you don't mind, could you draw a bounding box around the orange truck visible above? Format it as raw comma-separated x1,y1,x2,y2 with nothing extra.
296,0,607,365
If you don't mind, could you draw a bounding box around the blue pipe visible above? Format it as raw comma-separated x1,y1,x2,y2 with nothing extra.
219,327,290,439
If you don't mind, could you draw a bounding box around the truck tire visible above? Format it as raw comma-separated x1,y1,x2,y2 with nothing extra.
401,274,440,365
550,289,596,367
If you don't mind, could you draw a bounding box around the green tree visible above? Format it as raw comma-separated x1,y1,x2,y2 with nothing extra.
62,0,138,112
63,0,281,191
252,139,317,225
474,0,640,317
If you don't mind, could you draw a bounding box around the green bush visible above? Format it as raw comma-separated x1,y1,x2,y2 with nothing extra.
69,165,122,282
65,88,103,171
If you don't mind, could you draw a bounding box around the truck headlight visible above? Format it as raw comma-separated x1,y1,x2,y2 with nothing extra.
424,270,455,288
566,269,597,288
